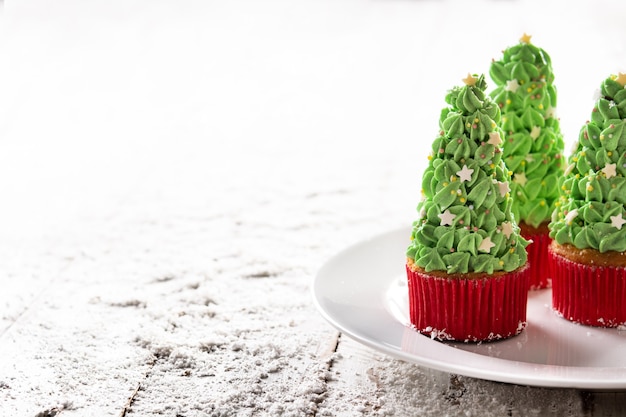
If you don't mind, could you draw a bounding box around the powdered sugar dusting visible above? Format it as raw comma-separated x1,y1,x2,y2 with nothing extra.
319,337,588,416
4,0,626,415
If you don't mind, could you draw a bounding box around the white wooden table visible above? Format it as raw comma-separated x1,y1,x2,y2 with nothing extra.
2,0,626,415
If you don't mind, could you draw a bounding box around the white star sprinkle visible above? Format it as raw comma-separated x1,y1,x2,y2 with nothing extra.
565,209,579,225
525,154,535,163
545,106,557,119
602,163,617,179
564,163,575,176
501,222,513,239
487,131,503,146
456,164,474,183
513,172,528,187
505,79,519,93
478,236,496,253
530,126,541,140
611,214,626,230
497,181,510,196
438,209,456,226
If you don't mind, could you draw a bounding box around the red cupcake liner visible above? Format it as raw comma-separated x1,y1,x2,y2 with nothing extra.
548,247,626,327
406,264,530,342
520,230,552,290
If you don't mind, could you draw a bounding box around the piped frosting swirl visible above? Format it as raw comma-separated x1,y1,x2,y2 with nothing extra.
489,35,565,228
407,74,528,274
549,74,626,253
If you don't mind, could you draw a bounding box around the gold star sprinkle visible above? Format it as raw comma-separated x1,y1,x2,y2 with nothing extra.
616,72,626,87
462,73,478,86
487,131,503,146
520,33,532,44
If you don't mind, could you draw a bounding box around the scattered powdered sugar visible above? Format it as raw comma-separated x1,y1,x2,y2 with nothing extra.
0,191,356,416
319,337,588,417
6,1,626,415
0,144,407,416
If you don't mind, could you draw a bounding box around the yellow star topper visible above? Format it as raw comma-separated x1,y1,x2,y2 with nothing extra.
462,73,478,86
615,72,626,87
519,33,532,44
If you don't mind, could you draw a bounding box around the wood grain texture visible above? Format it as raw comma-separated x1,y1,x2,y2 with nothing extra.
3,0,626,415
324,337,626,417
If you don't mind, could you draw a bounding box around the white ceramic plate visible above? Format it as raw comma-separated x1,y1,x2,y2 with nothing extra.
312,227,626,389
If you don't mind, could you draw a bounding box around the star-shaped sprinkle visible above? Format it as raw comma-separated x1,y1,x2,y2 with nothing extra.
616,72,626,87
505,79,519,93
602,163,617,179
564,163,575,176
513,172,528,186
525,154,535,163
520,33,532,44
487,131,503,146
565,209,579,225
438,209,456,226
530,126,541,140
478,236,496,253
611,214,626,230
456,164,474,183
545,106,557,119
497,181,510,196
462,73,478,86
501,222,513,239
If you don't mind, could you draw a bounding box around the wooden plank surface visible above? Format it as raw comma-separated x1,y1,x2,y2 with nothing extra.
3,0,626,415
324,336,626,417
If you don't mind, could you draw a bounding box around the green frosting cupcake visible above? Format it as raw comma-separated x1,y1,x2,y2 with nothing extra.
407,74,528,274
549,74,626,253
489,34,565,228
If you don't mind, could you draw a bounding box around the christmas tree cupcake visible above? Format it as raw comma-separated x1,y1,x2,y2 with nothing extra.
406,74,530,342
489,34,565,289
548,73,626,327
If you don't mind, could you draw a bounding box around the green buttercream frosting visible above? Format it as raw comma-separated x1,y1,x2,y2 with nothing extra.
489,37,565,228
549,74,626,252
407,74,529,274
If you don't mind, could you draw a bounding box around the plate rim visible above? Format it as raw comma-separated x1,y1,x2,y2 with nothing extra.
312,226,626,390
